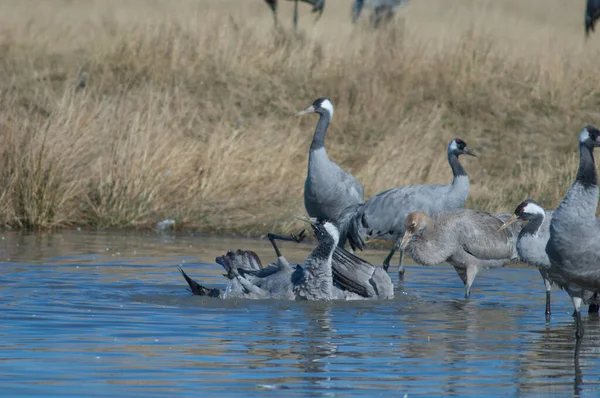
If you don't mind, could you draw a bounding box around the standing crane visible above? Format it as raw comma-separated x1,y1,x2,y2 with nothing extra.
297,98,365,248
546,125,600,343
352,0,409,27
339,138,475,278
586,0,600,37
264,0,326,30
499,200,599,321
401,209,521,299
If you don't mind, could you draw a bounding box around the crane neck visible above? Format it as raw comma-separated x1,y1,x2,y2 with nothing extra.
520,214,544,238
576,143,597,188
310,112,331,152
448,152,467,179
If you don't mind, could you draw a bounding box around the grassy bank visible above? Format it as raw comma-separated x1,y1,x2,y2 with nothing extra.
0,0,599,234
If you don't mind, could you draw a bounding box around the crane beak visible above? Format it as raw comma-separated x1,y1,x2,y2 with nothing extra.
464,147,477,157
294,215,317,225
497,214,519,232
296,105,316,116
400,231,412,250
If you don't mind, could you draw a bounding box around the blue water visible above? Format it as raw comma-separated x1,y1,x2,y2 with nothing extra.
1,230,600,397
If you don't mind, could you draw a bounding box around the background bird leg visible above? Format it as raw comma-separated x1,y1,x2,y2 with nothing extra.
293,0,299,31
267,230,307,257
312,0,325,20
265,0,278,27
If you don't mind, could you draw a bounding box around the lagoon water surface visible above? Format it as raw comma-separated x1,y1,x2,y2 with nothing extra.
2,230,600,397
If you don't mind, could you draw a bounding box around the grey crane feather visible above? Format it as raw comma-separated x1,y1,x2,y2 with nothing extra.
401,209,521,298
180,220,393,301
298,98,365,247
500,199,600,321
546,125,600,342
339,138,475,277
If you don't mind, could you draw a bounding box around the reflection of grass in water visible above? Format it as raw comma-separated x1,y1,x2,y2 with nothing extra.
0,0,597,232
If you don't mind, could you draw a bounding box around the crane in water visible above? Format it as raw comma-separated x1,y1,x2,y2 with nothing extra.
499,200,599,321
586,0,600,37
339,138,475,278
264,0,325,30
546,125,600,343
180,219,393,300
297,98,365,248
401,209,521,299
352,0,409,27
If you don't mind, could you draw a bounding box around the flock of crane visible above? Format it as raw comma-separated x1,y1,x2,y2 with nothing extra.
263,0,409,29
177,1,600,352
180,95,600,348
263,0,600,37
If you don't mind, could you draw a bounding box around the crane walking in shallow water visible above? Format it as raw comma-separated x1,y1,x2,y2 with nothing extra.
499,200,556,320
264,0,325,30
339,138,475,278
499,200,599,321
401,209,520,298
546,125,600,343
298,98,365,248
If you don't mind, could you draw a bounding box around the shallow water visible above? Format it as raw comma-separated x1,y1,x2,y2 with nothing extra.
1,230,600,397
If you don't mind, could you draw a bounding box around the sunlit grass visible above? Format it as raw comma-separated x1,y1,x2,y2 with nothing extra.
0,0,598,232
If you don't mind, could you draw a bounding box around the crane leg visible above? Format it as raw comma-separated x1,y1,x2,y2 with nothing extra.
572,296,584,340
382,247,396,272
587,292,599,314
267,230,306,258
293,0,299,31
398,249,406,279
383,235,403,272
542,276,552,322
463,264,478,299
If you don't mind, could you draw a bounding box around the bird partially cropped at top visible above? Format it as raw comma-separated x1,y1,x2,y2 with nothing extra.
297,98,365,248
180,218,393,301
264,0,325,30
338,138,475,278
401,209,521,298
499,200,599,321
546,125,600,342
586,0,600,37
352,0,409,27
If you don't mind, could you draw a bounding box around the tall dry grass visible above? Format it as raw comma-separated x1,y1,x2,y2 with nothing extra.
0,0,599,233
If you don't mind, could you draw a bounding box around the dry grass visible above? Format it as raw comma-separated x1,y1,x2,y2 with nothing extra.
0,0,599,233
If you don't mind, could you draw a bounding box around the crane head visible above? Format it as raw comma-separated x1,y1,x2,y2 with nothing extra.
579,125,600,148
296,98,334,119
449,138,476,157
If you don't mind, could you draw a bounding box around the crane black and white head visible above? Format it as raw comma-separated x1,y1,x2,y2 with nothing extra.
579,125,600,148
295,216,340,248
296,98,334,119
400,212,432,249
311,217,340,247
498,199,544,232
448,138,476,157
